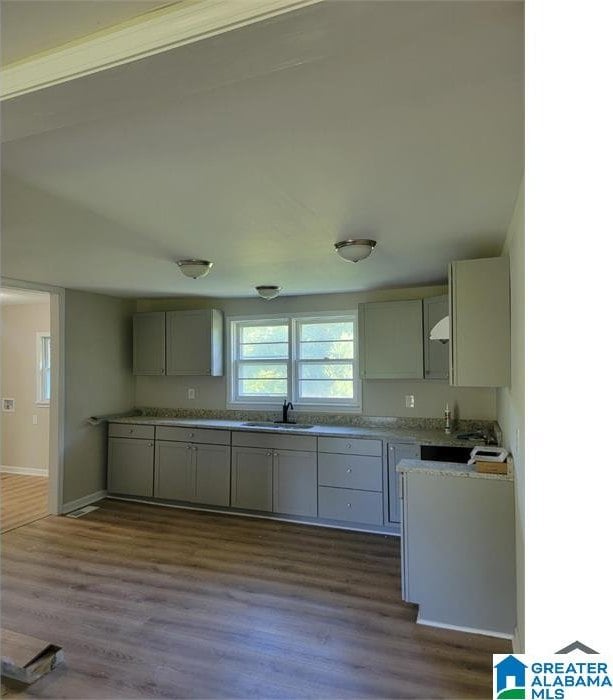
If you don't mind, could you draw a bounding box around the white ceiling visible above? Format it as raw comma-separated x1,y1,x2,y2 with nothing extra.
0,0,174,65
0,1,524,298
0,287,49,305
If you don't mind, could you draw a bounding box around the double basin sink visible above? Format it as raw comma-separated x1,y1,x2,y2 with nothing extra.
242,421,314,430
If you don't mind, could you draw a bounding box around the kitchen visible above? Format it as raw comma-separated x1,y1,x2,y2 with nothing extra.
0,1,524,697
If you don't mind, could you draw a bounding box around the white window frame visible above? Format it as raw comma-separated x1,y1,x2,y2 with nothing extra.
227,311,361,412
36,331,51,406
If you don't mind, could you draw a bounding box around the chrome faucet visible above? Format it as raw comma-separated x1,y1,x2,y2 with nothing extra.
279,399,294,424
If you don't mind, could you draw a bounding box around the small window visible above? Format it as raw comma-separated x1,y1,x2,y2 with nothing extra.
36,332,51,405
228,312,360,410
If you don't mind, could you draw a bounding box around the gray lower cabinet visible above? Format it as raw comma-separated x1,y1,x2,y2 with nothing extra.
133,312,166,376
273,450,317,517
108,436,155,497
231,446,273,512
387,442,420,523
358,300,424,379
423,295,449,380
154,440,194,501
194,444,231,507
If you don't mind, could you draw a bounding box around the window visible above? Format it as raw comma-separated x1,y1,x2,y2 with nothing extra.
228,312,360,409
36,332,51,405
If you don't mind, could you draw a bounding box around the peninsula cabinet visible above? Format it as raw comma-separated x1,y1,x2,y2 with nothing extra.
449,257,510,387
358,300,423,379
132,309,224,376
423,295,449,380
107,425,155,497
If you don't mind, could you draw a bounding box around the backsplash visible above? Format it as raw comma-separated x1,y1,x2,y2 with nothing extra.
136,406,499,438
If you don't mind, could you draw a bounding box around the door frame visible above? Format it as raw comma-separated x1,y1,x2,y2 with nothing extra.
1,276,65,515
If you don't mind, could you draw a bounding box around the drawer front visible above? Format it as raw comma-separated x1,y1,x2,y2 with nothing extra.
108,423,155,440
318,436,382,457
318,486,383,525
318,453,383,492
231,431,317,452
156,425,230,445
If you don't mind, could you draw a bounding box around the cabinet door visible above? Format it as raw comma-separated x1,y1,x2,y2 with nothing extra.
273,449,317,517
166,309,224,376
231,447,272,512
423,295,449,380
387,443,420,523
133,312,166,375
108,437,154,496
358,300,423,379
194,444,231,507
154,440,195,501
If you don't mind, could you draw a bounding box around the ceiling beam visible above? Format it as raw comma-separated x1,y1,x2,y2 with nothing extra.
0,0,322,101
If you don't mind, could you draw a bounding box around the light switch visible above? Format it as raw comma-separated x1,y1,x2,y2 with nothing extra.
405,395,415,408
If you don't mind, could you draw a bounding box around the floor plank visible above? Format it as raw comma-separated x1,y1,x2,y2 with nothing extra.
0,474,48,533
0,499,510,698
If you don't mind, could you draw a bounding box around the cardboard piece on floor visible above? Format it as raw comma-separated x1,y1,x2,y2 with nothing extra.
0,629,64,684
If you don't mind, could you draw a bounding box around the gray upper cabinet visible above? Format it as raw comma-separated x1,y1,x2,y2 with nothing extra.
273,449,317,517
133,312,166,375
358,300,423,379
133,309,223,376
387,442,420,523
108,436,154,497
231,446,273,512
166,309,223,376
423,295,449,380
194,443,231,507
154,440,195,502
449,257,510,387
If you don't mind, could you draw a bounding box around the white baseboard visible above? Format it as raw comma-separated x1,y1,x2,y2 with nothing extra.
416,613,514,640
62,490,107,514
1,465,48,477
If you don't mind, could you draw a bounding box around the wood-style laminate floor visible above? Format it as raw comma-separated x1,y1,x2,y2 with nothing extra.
1,499,510,698
0,474,48,533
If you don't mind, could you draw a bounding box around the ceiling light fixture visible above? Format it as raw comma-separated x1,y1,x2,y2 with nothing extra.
177,259,213,279
256,285,281,300
334,239,377,263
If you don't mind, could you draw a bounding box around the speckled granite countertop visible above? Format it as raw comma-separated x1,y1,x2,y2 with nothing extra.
108,413,495,448
397,458,513,481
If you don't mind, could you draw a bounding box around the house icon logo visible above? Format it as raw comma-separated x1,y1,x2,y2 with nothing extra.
494,655,527,699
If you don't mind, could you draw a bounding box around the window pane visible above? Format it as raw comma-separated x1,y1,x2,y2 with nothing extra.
43,369,51,401
241,325,288,343
43,337,51,368
239,379,287,396
299,340,354,360
299,380,354,399
299,363,353,380
238,364,287,379
300,322,353,342
240,342,288,359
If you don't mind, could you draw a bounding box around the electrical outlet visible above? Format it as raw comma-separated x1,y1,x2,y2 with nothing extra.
405,394,415,409
187,388,196,400
32,414,38,425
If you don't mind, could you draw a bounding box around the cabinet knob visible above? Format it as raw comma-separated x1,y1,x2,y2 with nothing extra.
148,442,153,447
390,446,395,452
160,369,164,374
347,503,352,508
189,433,194,438
266,451,272,456
346,467,352,473
129,429,134,434
273,452,278,457
346,443,352,449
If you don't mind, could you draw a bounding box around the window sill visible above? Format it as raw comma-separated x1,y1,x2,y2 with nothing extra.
227,401,362,414
35,401,50,407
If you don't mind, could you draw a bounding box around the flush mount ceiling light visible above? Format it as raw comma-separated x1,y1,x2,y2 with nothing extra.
177,259,213,279
255,285,281,300
334,239,377,263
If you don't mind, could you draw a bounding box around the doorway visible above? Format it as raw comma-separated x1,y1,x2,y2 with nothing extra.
0,280,64,530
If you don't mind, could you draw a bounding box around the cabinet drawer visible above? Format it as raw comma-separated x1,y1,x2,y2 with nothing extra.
318,453,382,492
156,425,230,445
108,423,155,440
318,487,383,525
231,431,317,452
318,436,382,457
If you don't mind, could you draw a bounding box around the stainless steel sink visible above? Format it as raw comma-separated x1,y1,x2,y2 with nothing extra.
242,421,314,429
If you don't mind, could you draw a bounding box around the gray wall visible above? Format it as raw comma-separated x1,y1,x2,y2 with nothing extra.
496,177,524,650
63,290,135,505
136,286,496,419
1,301,51,471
